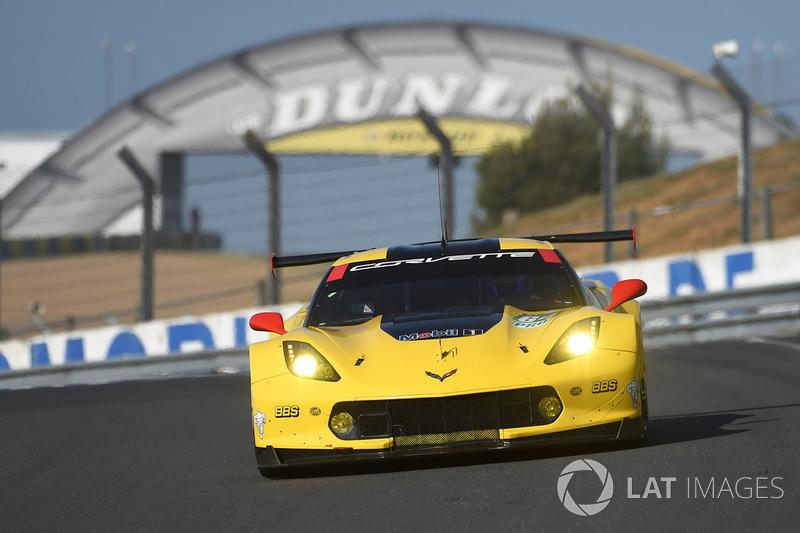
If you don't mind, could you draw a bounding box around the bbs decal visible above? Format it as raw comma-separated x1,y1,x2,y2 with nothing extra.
274,405,300,418
591,379,618,393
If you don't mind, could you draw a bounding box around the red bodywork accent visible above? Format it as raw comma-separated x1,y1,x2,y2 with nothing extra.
249,312,287,335
327,264,348,282
539,249,562,263
604,279,648,312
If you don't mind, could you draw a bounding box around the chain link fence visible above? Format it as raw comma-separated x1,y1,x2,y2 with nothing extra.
2,55,798,341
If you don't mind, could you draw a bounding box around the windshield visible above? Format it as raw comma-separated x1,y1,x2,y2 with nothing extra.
308,249,581,327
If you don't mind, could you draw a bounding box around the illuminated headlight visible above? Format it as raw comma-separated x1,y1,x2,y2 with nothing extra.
283,341,340,382
544,317,600,365
292,354,319,377
567,333,594,355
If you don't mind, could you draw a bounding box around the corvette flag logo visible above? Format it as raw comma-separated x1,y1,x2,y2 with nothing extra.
425,369,458,382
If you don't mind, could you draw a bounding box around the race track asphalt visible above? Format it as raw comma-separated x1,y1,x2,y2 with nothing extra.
2,336,799,531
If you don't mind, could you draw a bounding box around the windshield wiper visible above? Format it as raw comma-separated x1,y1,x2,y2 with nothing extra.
391,306,493,323
315,316,373,327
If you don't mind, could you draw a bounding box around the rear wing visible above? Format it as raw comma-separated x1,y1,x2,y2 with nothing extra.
525,227,636,246
269,227,636,276
270,250,362,270
269,249,365,277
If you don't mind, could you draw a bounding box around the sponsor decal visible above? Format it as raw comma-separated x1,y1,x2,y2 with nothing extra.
425,369,457,382
274,405,300,418
438,347,457,361
264,119,531,157
591,379,618,393
570,386,582,397
462,329,483,336
309,407,322,416
512,312,558,329
350,251,537,272
253,408,266,440
627,378,640,408
558,459,614,516
342,303,375,316
399,329,459,341
231,73,548,151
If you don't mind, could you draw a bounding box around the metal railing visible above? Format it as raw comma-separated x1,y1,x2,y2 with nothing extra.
641,281,800,348
0,347,249,390
2,282,798,389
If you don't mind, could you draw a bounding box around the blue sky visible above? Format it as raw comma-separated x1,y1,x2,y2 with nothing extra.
1,0,797,254
2,0,797,132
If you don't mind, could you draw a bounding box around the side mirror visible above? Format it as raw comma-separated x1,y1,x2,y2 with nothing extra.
249,312,287,335
604,279,648,312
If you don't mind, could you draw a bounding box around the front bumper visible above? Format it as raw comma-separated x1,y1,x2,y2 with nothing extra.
251,342,645,476
256,415,644,475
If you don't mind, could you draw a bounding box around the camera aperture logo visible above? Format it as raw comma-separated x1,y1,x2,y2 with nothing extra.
557,459,614,516
557,459,785,516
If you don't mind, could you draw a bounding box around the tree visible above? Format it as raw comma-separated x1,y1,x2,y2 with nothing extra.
617,89,669,182
472,82,669,232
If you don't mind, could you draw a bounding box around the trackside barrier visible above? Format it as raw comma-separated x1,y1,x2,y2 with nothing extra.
0,348,248,390
1,286,798,388
641,281,800,348
2,262,799,388
0,303,303,390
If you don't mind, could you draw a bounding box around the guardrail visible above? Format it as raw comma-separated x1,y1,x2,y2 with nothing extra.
2,283,798,389
641,281,800,348
0,348,248,390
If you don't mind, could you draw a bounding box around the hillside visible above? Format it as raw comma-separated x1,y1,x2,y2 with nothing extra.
490,138,800,265
1,138,799,340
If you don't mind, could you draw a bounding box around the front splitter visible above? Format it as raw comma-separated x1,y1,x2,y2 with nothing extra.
255,416,644,476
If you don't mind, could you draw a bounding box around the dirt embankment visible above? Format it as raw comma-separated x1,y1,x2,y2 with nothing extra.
492,138,800,265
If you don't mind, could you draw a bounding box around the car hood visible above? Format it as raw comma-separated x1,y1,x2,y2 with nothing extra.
300,306,598,395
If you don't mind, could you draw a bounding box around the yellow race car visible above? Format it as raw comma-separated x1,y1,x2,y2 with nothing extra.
249,230,647,477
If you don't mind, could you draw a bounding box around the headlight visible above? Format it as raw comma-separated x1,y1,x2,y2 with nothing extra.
544,317,600,365
567,333,594,355
283,341,341,381
538,396,563,420
329,412,355,436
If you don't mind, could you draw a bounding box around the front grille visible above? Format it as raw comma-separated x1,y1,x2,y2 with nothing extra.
394,429,500,450
330,386,560,449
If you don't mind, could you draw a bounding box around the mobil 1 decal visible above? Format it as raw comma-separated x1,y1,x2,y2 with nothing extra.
512,312,559,329
382,312,499,341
